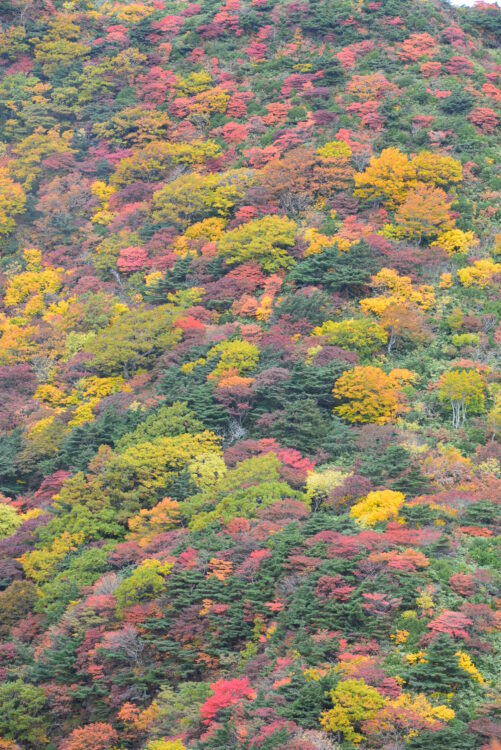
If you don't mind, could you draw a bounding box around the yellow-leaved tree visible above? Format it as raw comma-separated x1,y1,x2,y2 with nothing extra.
0,168,26,235
354,147,461,209
217,215,297,272
152,170,249,229
354,147,418,208
320,679,386,744
360,268,435,316
438,369,485,428
350,489,405,526
457,259,501,288
313,318,388,358
333,366,415,424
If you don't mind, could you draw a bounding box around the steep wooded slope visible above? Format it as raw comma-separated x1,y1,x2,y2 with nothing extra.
0,0,499,748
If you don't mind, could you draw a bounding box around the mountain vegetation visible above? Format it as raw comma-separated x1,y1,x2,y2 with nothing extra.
0,0,499,748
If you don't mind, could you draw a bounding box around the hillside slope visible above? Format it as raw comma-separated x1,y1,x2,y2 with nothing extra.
0,0,500,748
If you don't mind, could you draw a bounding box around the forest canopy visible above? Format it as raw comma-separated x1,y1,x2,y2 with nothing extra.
0,0,499,748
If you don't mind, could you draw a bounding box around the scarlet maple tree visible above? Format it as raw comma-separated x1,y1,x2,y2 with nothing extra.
200,678,256,724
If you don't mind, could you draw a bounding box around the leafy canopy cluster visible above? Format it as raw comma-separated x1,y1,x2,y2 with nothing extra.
0,0,498,748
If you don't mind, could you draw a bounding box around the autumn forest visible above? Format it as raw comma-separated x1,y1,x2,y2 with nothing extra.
0,0,499,748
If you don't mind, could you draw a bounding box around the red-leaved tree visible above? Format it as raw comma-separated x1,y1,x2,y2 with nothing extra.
200,677,256,724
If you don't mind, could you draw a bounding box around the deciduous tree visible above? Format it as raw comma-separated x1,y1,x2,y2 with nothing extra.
386,184,453,243
438,369,485,428
59,722,118,750
333,366,414,424
350,489,405,527
378,301,429,353
217,215,297,272
0,168,26,236
320,679,386,744
200,677,255,724
313,318,388,358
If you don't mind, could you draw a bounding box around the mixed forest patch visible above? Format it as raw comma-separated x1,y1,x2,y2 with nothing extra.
0,0,499,748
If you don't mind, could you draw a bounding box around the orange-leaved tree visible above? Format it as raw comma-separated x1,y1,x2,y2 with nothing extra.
385,184,453,243
378,301,430,353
